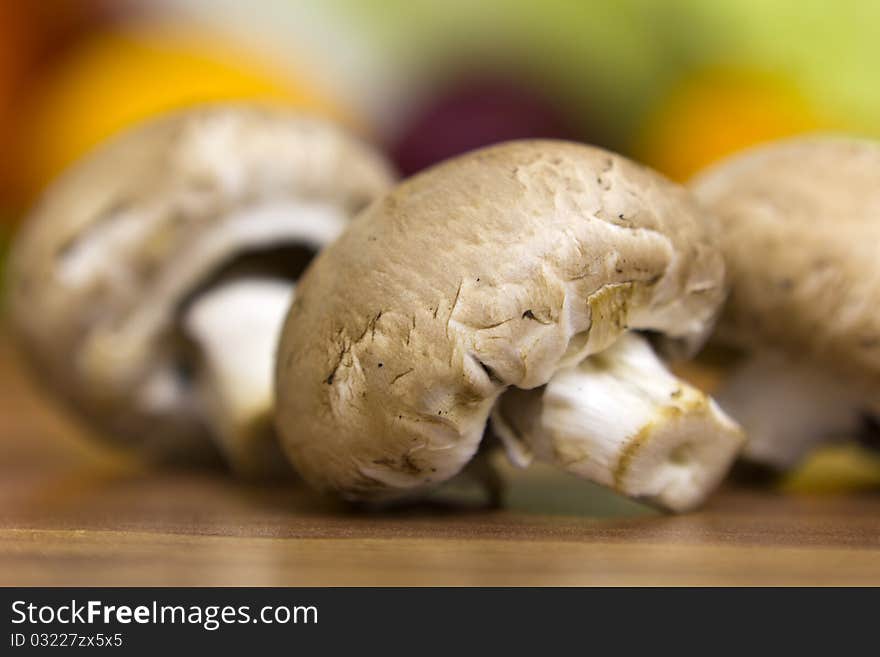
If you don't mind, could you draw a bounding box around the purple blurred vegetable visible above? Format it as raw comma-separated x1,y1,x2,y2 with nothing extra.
389,76,579,175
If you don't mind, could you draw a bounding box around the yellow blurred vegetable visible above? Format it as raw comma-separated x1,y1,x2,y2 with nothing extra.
783,445,880,495
10,26,353,205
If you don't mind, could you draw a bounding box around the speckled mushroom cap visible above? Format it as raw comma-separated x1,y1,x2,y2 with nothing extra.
7,104,395,461
690,137,880,411
275,139,727,500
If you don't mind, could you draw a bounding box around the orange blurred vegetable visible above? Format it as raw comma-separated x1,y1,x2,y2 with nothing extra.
637,68,831,182
0,3,33,114
0,1,115,209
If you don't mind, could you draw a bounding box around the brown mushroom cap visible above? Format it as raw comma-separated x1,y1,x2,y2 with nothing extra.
275,140,726,500
6,104,395,462
690,137,880,410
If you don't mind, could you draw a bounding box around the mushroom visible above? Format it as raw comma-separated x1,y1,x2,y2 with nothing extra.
491,332,743,511
6,105,395,476
690,137,880,471
275,140,744,510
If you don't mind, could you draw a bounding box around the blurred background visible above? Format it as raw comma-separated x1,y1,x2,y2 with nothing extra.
4,0,880,233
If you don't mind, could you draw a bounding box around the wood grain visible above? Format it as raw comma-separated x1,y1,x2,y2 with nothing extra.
1,327,879,586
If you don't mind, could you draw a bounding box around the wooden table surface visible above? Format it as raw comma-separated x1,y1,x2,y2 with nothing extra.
2,329,879,586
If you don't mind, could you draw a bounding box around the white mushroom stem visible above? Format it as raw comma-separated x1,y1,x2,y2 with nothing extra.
715,351,865,470
183,276,294,475
490,333,745,512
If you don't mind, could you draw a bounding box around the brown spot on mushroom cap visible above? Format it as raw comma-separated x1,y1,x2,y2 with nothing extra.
275,139,726,500
690,137,880,407
6,104,396,463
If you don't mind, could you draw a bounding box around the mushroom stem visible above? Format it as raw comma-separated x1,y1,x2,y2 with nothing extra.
715,351,864,470
490,333,744,512
183,276,294,476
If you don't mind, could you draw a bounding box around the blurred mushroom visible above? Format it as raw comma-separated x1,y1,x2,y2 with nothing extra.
275,140,743,510
690,137,880,471
6,105,395,475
